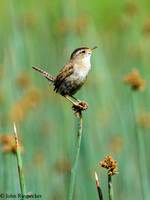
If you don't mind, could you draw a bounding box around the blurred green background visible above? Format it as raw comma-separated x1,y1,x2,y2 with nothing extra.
0,0,150,199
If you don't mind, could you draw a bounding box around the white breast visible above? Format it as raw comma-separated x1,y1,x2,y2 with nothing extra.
74,54,91,79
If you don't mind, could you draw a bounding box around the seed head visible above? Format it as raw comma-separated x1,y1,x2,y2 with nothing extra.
99,155,118,176
124,69,145,90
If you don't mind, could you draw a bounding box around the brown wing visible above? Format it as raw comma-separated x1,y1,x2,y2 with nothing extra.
54,62,74,92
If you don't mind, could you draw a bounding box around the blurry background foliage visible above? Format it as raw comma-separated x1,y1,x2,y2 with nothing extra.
0,0,150,199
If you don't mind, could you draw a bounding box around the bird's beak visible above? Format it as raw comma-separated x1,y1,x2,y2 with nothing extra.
87,46,98,53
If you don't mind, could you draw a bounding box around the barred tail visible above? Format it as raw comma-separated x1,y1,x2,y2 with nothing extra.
32,66,55,84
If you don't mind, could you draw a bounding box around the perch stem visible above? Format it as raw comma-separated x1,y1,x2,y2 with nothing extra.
67,113,83,200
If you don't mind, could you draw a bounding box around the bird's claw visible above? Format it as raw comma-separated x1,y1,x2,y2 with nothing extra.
72,101,88,116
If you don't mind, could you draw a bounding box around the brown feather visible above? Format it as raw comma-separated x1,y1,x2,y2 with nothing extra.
32,66,55,83
54,62,74,92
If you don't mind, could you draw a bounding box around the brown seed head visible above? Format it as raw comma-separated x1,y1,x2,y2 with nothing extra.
55,158,71,172
99,155,118,176
55,19,70,35
33,148,45,165
76,13,90,35
0,134,23,154
139,112,150,129
10,88,41,123
0,65,4,79
125,2,139,16
124,69,145,90
143,17,150,34
20,12,37,29
109,136,124,154
16,73,30,89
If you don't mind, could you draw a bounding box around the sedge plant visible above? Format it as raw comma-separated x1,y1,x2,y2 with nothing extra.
14,123,26,199
99,155,118,200
124,70,148,200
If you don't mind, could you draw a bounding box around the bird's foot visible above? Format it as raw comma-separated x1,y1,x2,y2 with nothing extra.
76,99,82,103
72,101,88,116
69,95,81,103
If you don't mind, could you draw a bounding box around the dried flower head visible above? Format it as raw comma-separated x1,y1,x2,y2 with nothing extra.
0,65,3,79
10,88,41,123
55,19,70,35
124,69,145,90
109,136,124,154
16,73,30,89
55,158,71,172
76,13,90,35
143,17,150,35
139,112,150,128
33,148,45,165
128,45,142,59
0,134,23,154
99,155,118,176
125,2,139,16
20,12,37,29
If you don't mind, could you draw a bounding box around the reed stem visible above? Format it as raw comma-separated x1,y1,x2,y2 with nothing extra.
108,175,114,200
131,92,148,200
95,172,103,200
14,123,26,199
67,113,83,200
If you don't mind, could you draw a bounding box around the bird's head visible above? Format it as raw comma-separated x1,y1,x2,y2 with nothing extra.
70,46,97,61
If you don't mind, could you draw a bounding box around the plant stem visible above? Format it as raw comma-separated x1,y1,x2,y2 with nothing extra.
67,112,83,200
108,175,114,200
95,172,103,200
14,123,26,199
3,153,8,195
131,92,148,200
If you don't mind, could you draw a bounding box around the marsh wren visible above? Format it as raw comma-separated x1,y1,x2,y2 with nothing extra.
32,46,97,107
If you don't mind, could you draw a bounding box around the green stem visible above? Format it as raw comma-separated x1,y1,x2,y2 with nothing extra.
3,153,8,196
14,124,26,199
95,172,103,200
67,113,83,200
131,92,148,200
16,147,26,199
108,175,114,200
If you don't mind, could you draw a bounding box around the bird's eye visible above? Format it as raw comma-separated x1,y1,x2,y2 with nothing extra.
81,50,85,54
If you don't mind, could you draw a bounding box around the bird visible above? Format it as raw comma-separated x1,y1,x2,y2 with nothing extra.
32,46,97,107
